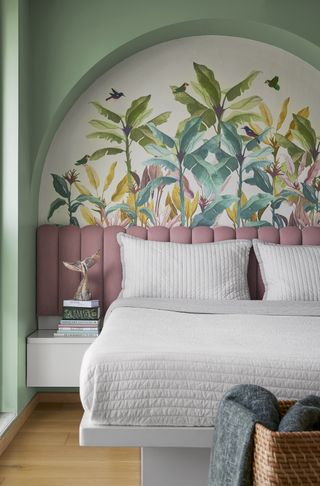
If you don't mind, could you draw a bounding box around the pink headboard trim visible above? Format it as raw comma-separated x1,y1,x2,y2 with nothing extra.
37,225,320,315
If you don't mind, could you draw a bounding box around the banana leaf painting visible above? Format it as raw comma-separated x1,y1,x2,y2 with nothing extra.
47,56,320,230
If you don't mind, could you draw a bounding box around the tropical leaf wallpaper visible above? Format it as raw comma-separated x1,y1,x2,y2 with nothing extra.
40,36,320,229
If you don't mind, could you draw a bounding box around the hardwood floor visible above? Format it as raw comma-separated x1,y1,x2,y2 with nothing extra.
0,403,140,486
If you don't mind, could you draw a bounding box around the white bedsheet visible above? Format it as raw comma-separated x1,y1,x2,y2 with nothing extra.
80,300,320,426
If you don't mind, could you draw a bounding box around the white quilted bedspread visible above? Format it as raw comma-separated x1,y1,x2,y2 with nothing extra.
80,300,320,427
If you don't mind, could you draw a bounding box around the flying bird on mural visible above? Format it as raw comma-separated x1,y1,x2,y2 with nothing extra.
242,125,259,137
173,82,189,93
106,88,125,101
265,76,280,91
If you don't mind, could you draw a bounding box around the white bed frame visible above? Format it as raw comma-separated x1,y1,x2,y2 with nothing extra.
80,414,214,486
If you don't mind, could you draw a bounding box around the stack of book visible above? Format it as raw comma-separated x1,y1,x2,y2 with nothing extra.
54,299,101,337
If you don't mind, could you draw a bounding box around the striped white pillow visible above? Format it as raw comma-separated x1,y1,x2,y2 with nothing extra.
117,233,252,300
253,239,320,300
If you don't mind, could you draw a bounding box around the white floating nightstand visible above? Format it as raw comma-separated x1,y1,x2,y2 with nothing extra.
27,330,96,387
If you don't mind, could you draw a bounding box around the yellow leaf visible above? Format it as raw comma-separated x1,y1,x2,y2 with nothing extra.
297,106,310,118
289,106,310,131
226,206,237,224
85,165,100,190
111,175,128,202
165,193,177,218
286,130,293,141
189,192,199,219
165,193,172,206
276,97,290,131
80,205,96,225
139,210,147,226
185,198,191,223
120,210,128,222
240,192,248,206
138,202,154,226
172,184,180,210
259,102,273,127
127,192,135,210
74,182,92,196
227,193,247,225
103,161,117,192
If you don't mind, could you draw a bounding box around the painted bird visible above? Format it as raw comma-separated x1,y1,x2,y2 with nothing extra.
106,88,125,101
265,76,280,91
173,82,189,93
242,125,259,138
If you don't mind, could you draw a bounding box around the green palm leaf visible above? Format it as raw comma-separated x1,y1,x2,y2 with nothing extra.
191,195,235,227
147,123,175,148
228,96,262,110
241,194,274,220
90,102,122,123
136,176,176,206
223,112,262,126
126,95,151,128
179,117,202,153
89,119,120,130
193,62,221,106
143,158,178,172
225,71,261,102
90,147,124,160
87,131,124,143
105,203,136,220
221,122,243,156
139,207,156,225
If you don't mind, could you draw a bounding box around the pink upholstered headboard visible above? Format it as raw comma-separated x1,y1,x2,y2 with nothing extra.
37,225,320,316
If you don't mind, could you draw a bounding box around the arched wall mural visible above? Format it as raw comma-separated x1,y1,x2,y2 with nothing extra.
39,35,320,229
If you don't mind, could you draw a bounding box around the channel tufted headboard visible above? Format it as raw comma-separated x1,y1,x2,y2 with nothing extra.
37,225,320,316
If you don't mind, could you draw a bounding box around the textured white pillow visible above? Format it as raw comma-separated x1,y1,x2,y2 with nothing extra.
253,239,320,301
117,233,252,300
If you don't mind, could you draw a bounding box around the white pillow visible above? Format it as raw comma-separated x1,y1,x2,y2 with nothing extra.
117,233,252,300
253,239,320,301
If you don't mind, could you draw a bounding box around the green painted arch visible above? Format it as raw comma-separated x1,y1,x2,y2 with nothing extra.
31,17,320,207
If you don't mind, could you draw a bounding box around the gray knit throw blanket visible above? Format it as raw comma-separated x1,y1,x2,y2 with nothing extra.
208,385,320,486
207,384,280,486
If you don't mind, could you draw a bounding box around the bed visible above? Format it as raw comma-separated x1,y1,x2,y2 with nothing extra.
37,224,320,486
80,299,320,427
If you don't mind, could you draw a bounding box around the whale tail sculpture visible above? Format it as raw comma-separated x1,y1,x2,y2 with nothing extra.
63,250,101,301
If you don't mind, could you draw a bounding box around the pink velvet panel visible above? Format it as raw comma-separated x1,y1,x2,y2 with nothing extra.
103,226,125,310
257,227,280,298
81,226,104,305
236,228,258,299
280,226,302,245
170,226,192,243
214,226,235,241
58,226,81,314
302,226,320,245
148,227,170,241
192,227,213,243
127,226,147,239
37,225,59,315
37,224,320,315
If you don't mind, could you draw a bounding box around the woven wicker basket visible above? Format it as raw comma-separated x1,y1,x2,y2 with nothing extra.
253,400,320,486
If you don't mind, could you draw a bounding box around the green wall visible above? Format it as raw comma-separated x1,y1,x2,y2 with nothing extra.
1,0,35,414
1,0,320,413
0,0,20,414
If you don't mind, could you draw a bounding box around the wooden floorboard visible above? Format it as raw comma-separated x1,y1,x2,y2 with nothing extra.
0,403,140,486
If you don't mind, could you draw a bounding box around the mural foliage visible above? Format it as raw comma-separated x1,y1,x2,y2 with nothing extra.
48,63,320,229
